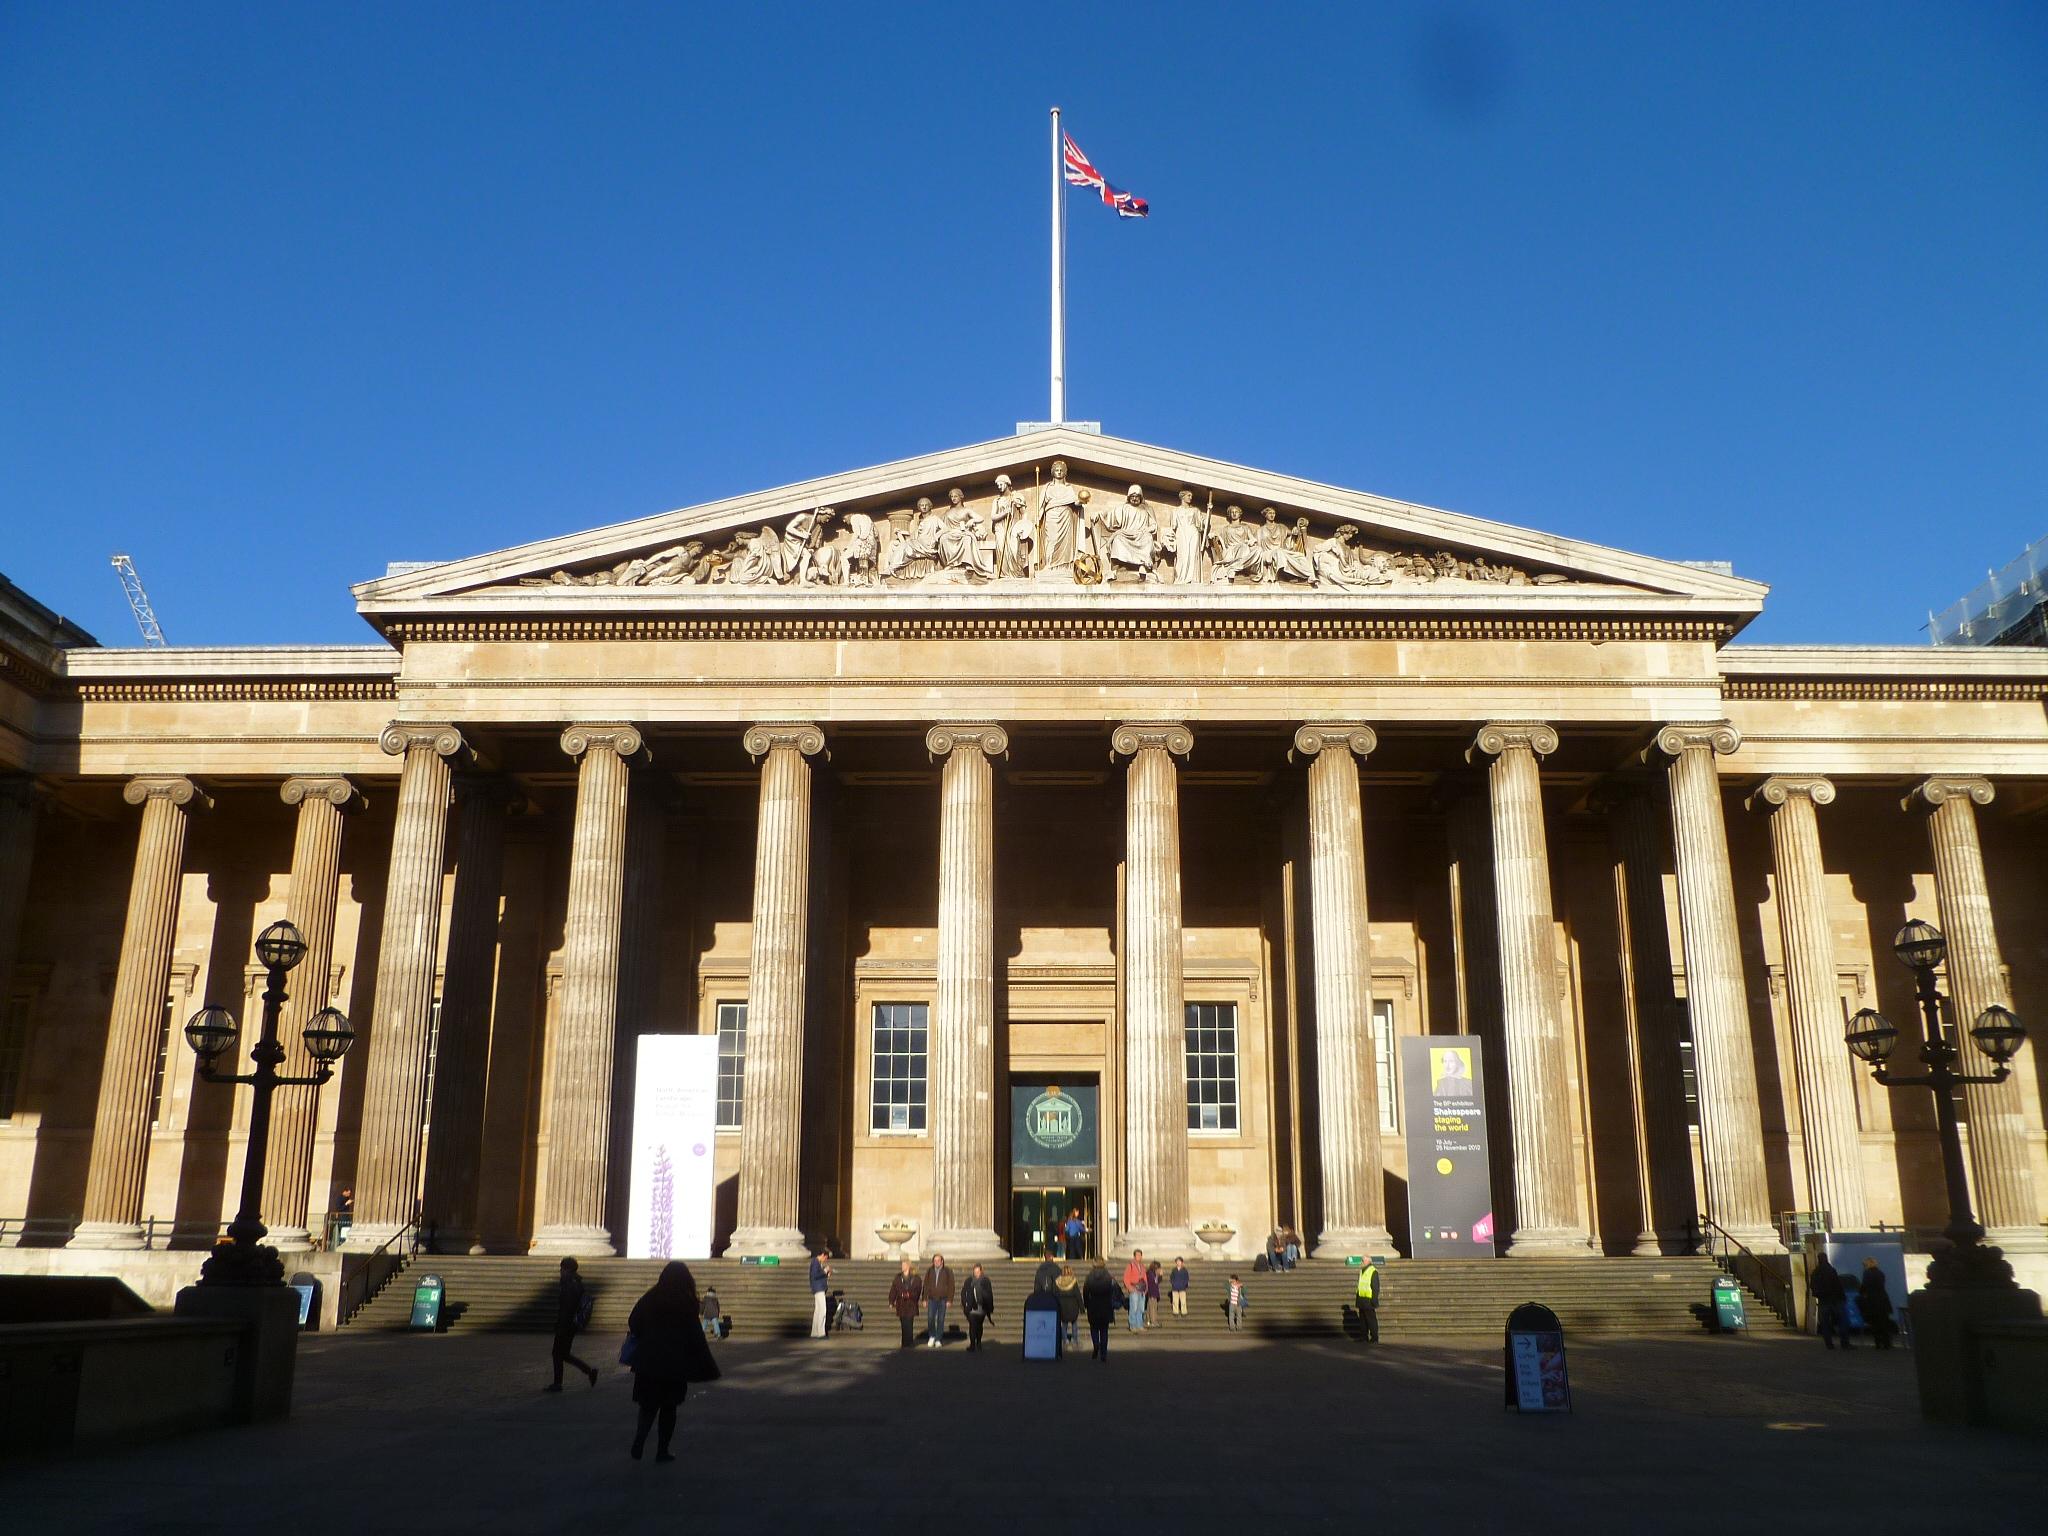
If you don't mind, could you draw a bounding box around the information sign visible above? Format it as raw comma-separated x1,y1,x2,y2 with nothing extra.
1022,1305,1061,1361
1712,1276,1747,1332
409,1274,444,1331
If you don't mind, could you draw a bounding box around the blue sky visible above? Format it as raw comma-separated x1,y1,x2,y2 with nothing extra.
4,2,2044,647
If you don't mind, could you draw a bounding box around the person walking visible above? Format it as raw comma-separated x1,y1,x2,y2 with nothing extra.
1355,1257,1381,1344
1858,1258,1897,1350
1122,1251,1148,1331
699,1285,723,1342
962,1263,996,1351
1054,1262,1084,1350
1144,1260,1162,1329
924,1253,955,1347
809,1248,833,1340
1809,1254,1851,1350
625,1261,720,1463
1063,1207,1088,1261
1170,1257,1190,1319
1226,1273,1246,1332
1082,1261,1120,1362
888,1258,923,1350
545,1256,599,1391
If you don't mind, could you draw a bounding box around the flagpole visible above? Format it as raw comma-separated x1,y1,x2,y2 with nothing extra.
1050,105,1066,426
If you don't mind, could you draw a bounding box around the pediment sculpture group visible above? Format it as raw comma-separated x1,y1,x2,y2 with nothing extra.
526,459,1549,592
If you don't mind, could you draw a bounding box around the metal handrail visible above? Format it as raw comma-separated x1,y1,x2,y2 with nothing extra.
0,1214,80,1247
337,1218,422,1325
0,1214,229,1250
1696,1215,1797,1329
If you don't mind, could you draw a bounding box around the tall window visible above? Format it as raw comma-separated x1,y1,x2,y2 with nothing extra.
1677,1014,1700,1129
420,998,445,1134
715,1001,747,1129
0,994,31,1120
148,995,175,1127
870,1002,928,1132
1184,1002,1239,1132
1371,999,1399,1133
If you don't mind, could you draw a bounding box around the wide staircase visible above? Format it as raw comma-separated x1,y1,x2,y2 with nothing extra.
345,1253,1761,1341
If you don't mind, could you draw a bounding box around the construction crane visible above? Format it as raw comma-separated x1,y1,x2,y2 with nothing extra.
109,554,168,646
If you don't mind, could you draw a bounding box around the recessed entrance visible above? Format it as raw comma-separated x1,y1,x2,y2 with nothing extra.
1010,1073,1101,1260
1010,1184,1097,1261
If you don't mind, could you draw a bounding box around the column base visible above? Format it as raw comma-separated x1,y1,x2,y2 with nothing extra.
1987,1224,2048,1256
530,1225,616,1258
1503,1226,1598,1257
267,1226,315,1255
924,1228,1008,1264
1112,1225,1196,1260
428,1229,481,1255
1630,1230,1663,1258
67,1221,146,1251
1717,1223,1786,1256
339,1221,406,1253
725,1225,810,1261
1312,1226,1394,1260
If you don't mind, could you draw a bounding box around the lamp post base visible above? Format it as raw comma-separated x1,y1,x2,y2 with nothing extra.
1907,1282,2043,1426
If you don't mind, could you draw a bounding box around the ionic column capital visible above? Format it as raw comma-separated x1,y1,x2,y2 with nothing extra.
379,722,469,761
1292,724,1377,762
926,723,1009,760
1749,775,1836,813
1111,722,1192,760
743,722,826,761
560,723,648,762
1651,721,1742,760
1468,720,1557,764
1906,775,1994,813
281,775,364,812
122,775,210,811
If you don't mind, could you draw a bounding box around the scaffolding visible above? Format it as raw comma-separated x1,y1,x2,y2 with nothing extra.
109,553,168,646
1928,533,2048,647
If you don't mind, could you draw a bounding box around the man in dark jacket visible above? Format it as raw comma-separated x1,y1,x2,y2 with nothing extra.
924,1254,956,1348
546,1256,599,1391
961,1263,996,1351
809,1248,833,1340
1809,1254,1851,1349
888,1258,923,1350
1081,1262,1121,1362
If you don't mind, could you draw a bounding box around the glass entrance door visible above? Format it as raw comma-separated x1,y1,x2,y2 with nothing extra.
1009,1185,1096,1260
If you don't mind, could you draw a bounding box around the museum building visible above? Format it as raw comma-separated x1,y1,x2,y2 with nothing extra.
2,429,2045,1278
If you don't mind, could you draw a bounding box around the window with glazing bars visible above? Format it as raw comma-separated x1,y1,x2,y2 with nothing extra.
1184,1001,1239,1131
1372,998,1399,1133
716,1002,747,1129
870,1002,928,1132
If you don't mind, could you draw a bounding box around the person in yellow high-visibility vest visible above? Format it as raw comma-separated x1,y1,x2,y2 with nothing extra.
1355,1258,1381,1344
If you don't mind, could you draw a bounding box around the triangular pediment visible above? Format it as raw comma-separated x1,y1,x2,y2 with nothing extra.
353,429,1765,627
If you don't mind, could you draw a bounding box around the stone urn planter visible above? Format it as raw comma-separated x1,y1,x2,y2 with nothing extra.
876,1221,916,1258
1196,1224,1234,1249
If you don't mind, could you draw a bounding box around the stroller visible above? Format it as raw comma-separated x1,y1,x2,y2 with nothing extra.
831,1291,864,1332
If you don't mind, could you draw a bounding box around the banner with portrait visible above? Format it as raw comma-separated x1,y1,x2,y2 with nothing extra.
1401,1035,1497,1258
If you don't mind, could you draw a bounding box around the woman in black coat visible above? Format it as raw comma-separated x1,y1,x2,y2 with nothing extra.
1857,1259,1897,1350
627,1261,721,1462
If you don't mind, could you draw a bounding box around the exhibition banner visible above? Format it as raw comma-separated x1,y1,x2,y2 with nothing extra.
1400,1035,1497,1258
626,1034,720,1260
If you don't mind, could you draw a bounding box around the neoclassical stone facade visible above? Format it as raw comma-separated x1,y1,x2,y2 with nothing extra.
2,430,2045,1274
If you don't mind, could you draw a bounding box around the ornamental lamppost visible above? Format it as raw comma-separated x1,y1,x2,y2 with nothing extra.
184,919,355,1284
1843,919,2028,1290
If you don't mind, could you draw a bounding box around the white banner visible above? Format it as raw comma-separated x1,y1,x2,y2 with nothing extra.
626,1034,720,1260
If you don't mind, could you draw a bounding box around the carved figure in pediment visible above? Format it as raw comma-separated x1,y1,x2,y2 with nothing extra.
1209,505,1259,582
1036,459,1090,573
729,522,790,586
989,474,1033,577
842,512,881,587
1313,526,1391,589
1271,517,1317,584
883,497,944,582
1162,490,1209,584
1099,484,1160,582
1251,508,1293,583
528,539,709,587
784,507,840,586
935,487,994,580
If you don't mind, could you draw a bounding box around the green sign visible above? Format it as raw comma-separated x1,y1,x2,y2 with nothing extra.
409,1274,444,1331
1712,1276,1747,1332
1011,1082,1098,1168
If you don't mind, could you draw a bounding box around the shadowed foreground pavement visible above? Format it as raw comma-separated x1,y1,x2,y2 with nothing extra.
10,1327,2045,1533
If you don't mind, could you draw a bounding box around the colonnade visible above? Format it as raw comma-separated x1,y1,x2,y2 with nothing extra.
37,719,2046,1260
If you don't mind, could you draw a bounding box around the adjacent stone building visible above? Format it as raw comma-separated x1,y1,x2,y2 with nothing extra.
3,430,2045,1280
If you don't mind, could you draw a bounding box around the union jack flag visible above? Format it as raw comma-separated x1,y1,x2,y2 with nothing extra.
1063,132,1149,219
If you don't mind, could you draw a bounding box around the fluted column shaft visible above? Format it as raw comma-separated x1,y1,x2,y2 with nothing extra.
1114,724,1195,1254
926,726,1008,1259
1913,777,2043,1250
263,777,360,1251
533,726,642,1255
1295,726,1391,1255
729,724,824,1258
1752,777,1868,1231
1657,724,1777,1250
420,776,514,1253
1599,783,1697,1254
1470,724,1592,1255
73,777,207,1248
348,725,466,1248
0,778,39,1047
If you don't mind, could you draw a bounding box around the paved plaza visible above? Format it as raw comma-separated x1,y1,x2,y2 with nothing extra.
10,1326,2046,1533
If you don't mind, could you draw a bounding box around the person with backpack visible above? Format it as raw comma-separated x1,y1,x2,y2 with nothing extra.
1054,1262,1084,1350
961,1262,996,1351
699,1285,723,1341
888,1257,923,1349
1808,1254,1851,1350
1355,1257,1381,1343
625,1261,721,1462
546,1256,599,1391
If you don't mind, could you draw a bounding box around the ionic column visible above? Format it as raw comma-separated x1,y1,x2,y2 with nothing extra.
1468,724,1592,1255
1113,723,1196,1255
419,775,516,1253
1910,777,2043,1251
348,724,467,1249
1653,723,1777,1250
262,776,362,1252
1751,777,1868,1232
925,725,1009,1260
728,723,825,1259
1293,725,1391,1256
72,776,209,1249
0,776,42,1022
1594,781,1697,1255
532,726,644,1255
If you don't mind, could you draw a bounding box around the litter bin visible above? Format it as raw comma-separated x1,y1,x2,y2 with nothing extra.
409,1273,445,1332
1712,1276,1747,1333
